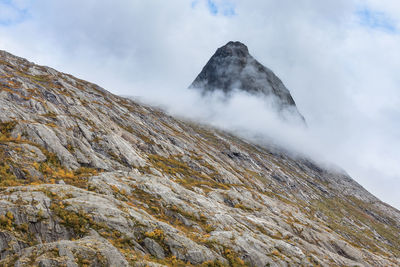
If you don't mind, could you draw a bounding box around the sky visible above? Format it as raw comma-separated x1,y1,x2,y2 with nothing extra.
0,0,400,209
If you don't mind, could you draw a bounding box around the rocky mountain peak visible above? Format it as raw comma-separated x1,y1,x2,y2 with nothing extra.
190,41,305,122
0,49,399,266
216,41,250,58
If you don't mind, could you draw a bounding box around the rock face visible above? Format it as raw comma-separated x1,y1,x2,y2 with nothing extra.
190,41,305,122
0,49,399,266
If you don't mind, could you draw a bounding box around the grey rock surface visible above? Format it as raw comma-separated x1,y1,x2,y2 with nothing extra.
0,49,399,266
144,237,165,259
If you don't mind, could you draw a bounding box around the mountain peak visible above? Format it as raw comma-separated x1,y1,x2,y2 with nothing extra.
0,49,399,266
217,41,249,57
190,41,305,122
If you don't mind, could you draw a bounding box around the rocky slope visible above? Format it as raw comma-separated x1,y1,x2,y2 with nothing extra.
0,50,399,266
190,41,305,122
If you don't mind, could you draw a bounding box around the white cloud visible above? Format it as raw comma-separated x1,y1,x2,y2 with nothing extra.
0,0,399,209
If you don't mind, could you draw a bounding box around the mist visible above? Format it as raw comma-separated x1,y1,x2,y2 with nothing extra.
131,76,400,209
134,86,348,172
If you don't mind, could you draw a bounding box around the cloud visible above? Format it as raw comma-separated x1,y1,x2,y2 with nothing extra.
0,0,399,209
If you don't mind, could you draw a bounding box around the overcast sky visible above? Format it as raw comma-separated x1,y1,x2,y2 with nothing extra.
1,0,400,209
